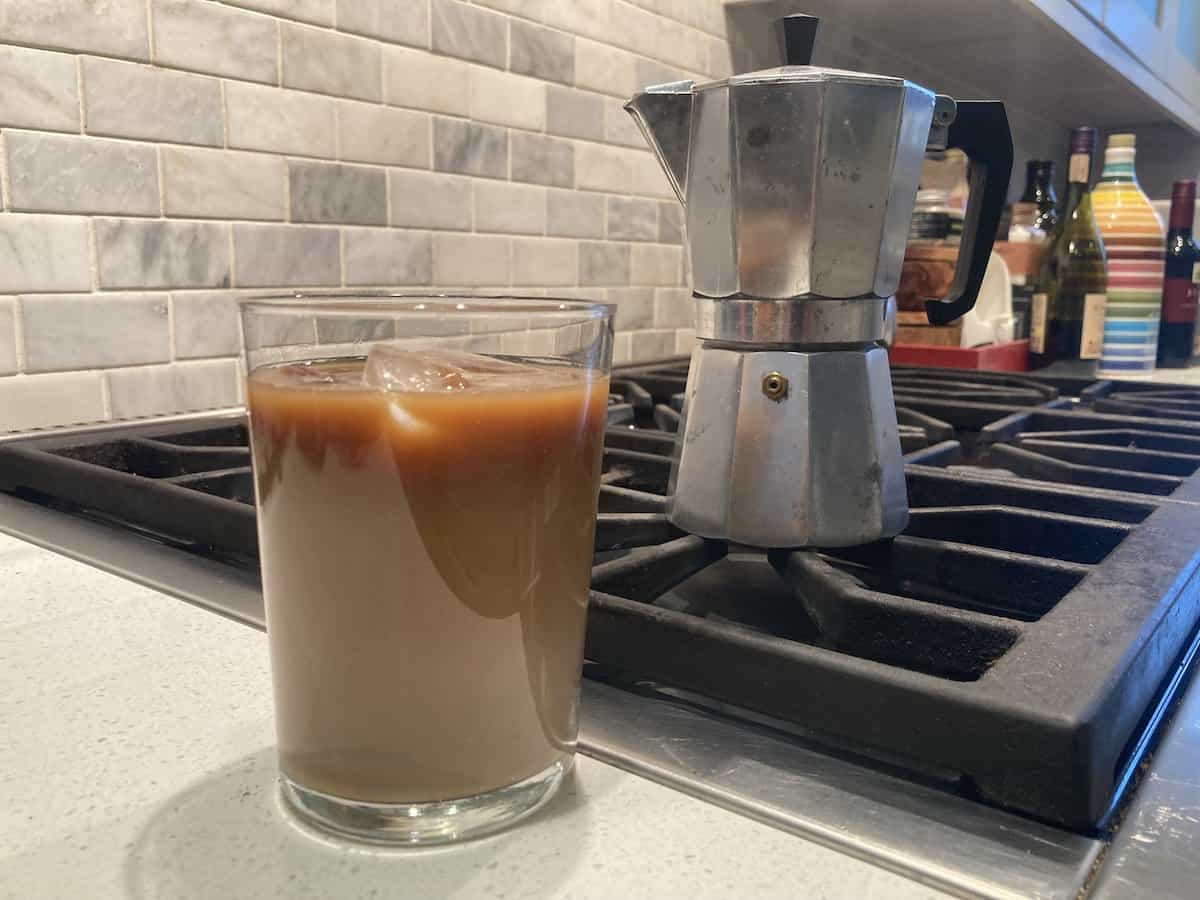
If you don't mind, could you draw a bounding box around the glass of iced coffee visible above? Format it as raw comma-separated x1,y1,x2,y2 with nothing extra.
240,295,612,845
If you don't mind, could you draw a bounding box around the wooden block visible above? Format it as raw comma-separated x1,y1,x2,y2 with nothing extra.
898,243,958,311
895,320,963,347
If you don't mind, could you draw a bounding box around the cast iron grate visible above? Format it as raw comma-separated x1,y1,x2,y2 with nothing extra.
2,361,1200,831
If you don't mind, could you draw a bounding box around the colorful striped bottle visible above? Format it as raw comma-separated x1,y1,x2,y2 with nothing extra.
1092,133,1165,377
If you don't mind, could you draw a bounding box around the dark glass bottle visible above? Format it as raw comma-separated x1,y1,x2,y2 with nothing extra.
1158,179,1200,367
1029,128,1108,369
1020,160,1059,234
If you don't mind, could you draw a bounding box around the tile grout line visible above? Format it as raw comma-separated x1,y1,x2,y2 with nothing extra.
12,294,25,373
144,0,156,61
74,55,86,136
0,131,9,212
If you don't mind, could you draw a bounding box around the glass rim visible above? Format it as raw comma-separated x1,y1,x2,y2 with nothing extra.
239,291,613,320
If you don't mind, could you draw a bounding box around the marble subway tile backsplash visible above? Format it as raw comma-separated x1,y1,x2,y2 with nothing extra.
225,81,337,158
474,180,546,234
5,132,159,216
610,286,654,330
580,241,632,286
0,300,16,375
547,191,605,239
161,146,286,220
0,0,150,60
0,215,92,293
150,0,279,84
224,0,332,27
21,293,170,372
433,117,508,178
383,45,471,116
172,292,242,359
512,238,577,286
546,85,605,142
94,219,232,289
510,20,574,84
433,233,511,285
0,0,726,429
431,0,508,69
232,224,341,287
343,229,433,285
107,359,241,418
0,372,107,431
335,0,429,48
287,161,387,225
607,196,658,242
336,102,431,168
82,57,224,147
388,170,473,230
0,45,79,133
281,22,383,102
510,132,574,188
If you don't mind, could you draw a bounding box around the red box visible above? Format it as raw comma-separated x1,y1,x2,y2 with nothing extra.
888,339,1029,371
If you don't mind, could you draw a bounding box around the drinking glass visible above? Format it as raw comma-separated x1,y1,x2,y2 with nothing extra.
240,294,612,844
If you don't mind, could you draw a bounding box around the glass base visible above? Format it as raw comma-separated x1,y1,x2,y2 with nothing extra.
280,757,570,846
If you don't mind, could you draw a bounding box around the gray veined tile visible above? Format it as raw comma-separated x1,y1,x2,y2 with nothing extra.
107,360,240,418
5,132,159,216
225,81,336,158
431,0,506,68
0,372,106,431
475,181,546,235
151,0,279,84
388,170,472,231
82,57,223,147
336,0,429,48
432,118,507,179
232,224,340,287
511,133,573,188
343,229,432,285
0,214,91,293
547,191,604,239
546,84,604,142
0,0,150,60
161,146,285,221
173,292,242,359
579,241,631,286
0,299,16,375
95,219,232,290
0,45,79,132
609,286,654,330
607,196,657,242
510,19,574,84
336,102,430,168
281,22,383,102
658,201,683,243
21,293,170,372
288,161,387,225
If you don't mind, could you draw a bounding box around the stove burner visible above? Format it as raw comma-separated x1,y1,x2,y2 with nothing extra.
3,362,1200,831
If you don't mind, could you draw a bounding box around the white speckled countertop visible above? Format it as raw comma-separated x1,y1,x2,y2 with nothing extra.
0,532,952,900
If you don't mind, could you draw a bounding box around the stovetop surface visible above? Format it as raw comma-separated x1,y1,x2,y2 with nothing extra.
3,361,1200,838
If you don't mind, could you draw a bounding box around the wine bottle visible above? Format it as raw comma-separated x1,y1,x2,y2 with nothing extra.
1092,133,1164,376
1158,179,1200,367
1021,160,1059,234
1029,128,1107,369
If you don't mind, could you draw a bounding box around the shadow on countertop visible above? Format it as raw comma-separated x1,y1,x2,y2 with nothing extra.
123,748,594,900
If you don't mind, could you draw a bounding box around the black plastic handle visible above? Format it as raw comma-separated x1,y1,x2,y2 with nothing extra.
775,14,819,66
924,101,1013,326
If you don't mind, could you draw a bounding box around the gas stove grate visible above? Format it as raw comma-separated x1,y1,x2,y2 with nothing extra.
3,361,1200,830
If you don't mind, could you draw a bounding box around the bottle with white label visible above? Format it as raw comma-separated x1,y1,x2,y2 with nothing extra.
1158,179,1200,367
1029,127,1108,370
1092,133,1164,376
